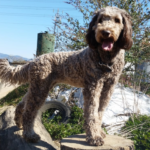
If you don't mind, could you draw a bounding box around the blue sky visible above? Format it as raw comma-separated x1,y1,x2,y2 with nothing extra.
0,0,83,59
0,0,149,59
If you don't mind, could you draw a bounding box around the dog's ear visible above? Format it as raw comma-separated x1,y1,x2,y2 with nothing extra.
86,12,99,50
117,12,133,50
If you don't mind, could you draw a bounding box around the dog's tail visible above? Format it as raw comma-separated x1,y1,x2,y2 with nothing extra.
0,59,29,85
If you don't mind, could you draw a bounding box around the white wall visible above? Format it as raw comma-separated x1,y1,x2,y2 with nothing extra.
0,80,19,99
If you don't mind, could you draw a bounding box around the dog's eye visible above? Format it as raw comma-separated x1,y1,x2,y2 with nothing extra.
99,18,102,23
115,18,120,23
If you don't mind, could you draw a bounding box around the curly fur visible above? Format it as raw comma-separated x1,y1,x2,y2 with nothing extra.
0,6,132,146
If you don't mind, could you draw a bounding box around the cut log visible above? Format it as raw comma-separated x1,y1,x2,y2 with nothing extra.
61,134,134,150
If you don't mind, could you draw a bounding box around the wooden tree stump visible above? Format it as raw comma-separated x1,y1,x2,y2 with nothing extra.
61,134,134,150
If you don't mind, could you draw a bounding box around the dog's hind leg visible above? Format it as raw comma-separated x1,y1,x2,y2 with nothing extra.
22,79,55,143
14,92,28,129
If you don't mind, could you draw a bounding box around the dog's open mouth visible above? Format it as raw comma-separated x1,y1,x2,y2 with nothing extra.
102,38,114,51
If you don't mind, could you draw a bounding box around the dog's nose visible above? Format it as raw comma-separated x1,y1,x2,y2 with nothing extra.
102,30,110,37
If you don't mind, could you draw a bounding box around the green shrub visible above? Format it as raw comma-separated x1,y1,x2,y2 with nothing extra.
42,105,85,140
0,84,28,106
121,115,150,150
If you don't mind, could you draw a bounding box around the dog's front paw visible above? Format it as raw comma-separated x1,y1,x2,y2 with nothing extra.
86,136,104,146
23,132,40,143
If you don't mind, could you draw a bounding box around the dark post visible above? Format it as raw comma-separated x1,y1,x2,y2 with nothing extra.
36,31,55,56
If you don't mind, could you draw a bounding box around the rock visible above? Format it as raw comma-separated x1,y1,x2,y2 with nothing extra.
61,134,134,150
0,106,58,150
0,105,10,115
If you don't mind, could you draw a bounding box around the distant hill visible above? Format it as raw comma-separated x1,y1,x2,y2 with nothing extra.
0,53,29,62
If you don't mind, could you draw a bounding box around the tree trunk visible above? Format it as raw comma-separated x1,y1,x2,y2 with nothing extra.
61,134,134,150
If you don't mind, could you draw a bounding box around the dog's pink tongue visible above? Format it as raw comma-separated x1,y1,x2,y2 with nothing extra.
102,41,113,51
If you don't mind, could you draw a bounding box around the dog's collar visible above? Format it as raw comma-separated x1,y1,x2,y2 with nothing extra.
97,50,113,73
98,61,112,72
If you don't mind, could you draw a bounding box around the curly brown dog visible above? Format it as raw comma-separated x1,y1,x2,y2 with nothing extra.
0,7,132,146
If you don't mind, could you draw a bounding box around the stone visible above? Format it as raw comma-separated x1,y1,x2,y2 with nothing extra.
61,134,134,150
0,106,59,150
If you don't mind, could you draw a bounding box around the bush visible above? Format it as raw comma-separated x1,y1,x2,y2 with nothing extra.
42,105,85,140
0,84,28,106
121,115,150,150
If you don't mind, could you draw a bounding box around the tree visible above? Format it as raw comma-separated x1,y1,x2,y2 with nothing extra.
57,0,150,62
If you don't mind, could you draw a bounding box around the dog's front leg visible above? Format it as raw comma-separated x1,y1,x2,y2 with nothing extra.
98,78,118,139
83,81,104,146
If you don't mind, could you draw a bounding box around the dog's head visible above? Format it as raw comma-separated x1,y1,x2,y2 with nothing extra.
86,7,133,51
